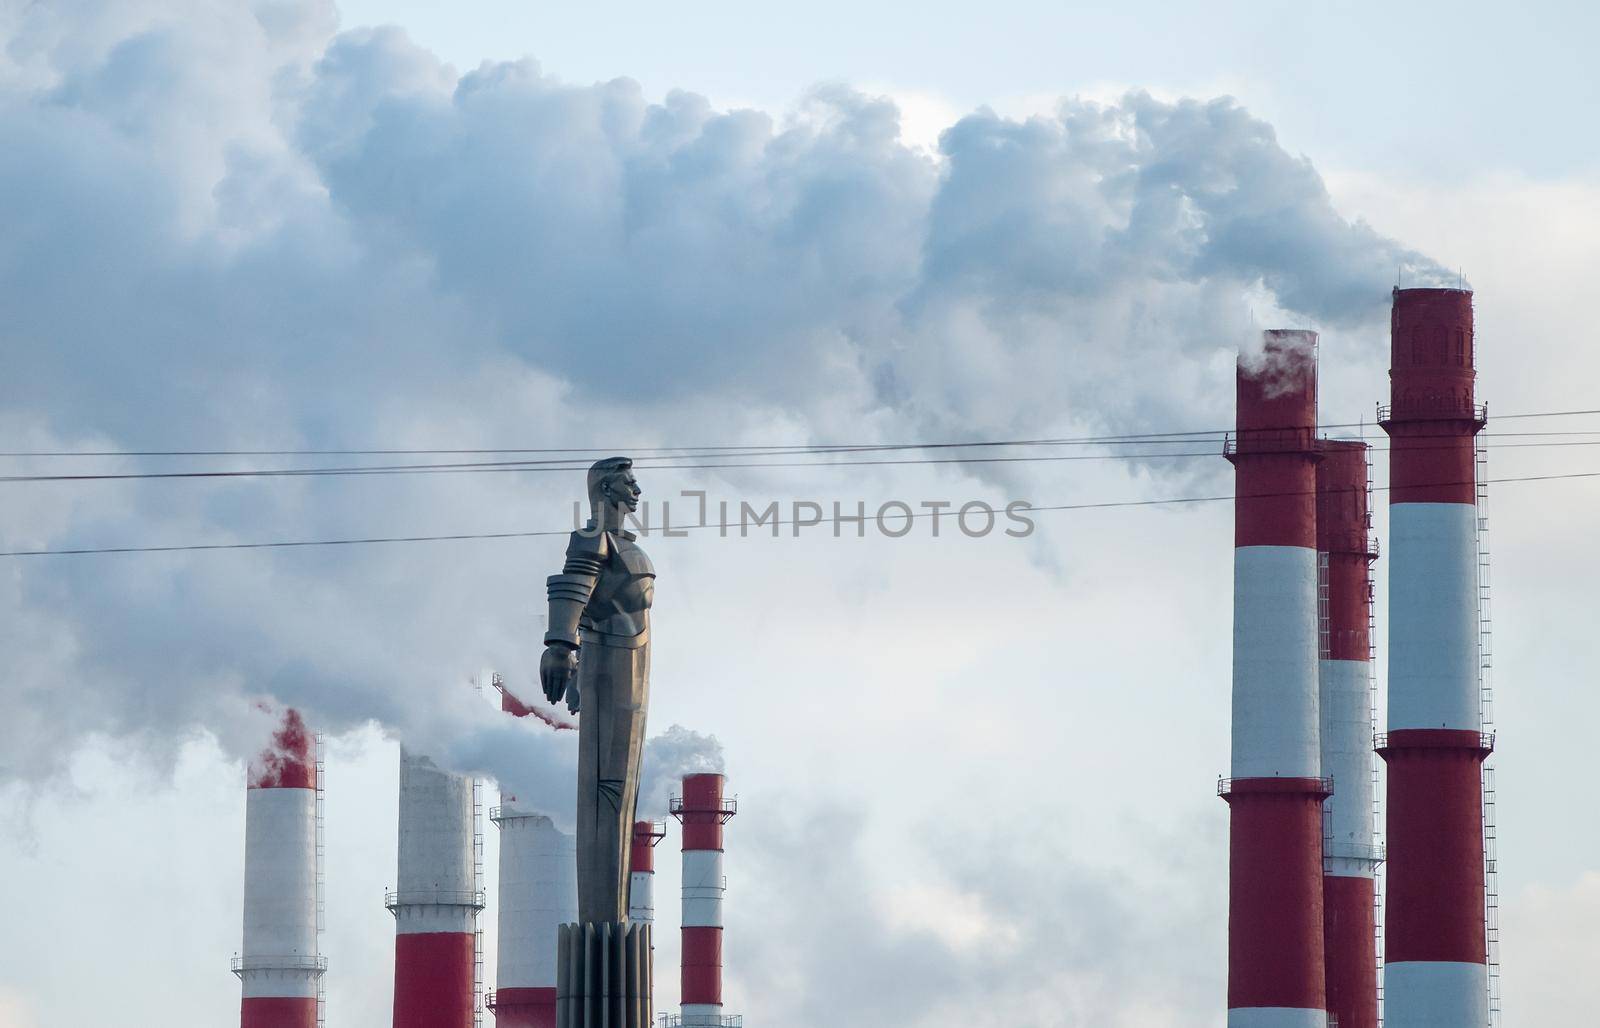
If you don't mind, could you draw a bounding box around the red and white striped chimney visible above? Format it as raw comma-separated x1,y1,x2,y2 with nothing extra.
237,708,324,1028
488,676,577,1028
1317,440,1381,1028
1378,287,1491,1025
1223,329,1329,1027
390,746,483,1028
629,819,666,926
670,773,736,1027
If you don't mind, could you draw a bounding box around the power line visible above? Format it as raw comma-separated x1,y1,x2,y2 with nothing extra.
6,469,1598,558
5,437,1600,483
5,407,1599,460
0,449,1215,482
0,433,1229,459
0,529,571,557
1491,408,1600,420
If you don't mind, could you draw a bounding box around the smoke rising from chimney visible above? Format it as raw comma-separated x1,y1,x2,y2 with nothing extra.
0,1,1456,786
640,726,727,818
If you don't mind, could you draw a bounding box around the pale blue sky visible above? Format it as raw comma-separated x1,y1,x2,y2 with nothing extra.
341,0,1600,179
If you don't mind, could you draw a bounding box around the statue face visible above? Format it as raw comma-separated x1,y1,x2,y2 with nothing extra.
603,468,642,513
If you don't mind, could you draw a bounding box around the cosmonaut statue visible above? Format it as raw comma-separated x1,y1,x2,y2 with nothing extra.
539,456,655,926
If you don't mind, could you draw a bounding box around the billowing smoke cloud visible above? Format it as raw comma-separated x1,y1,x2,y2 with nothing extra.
638,725,726,817
401,713,718,826
422,699,580,821
244,702,314,787
0,0,1448,786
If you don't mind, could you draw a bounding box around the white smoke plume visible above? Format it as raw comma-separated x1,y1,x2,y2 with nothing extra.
1238,328,1319,399
398,713,719,826
0,0,1452,784
638,725,726,818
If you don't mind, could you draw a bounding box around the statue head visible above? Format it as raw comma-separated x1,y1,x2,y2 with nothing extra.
587,457,641,525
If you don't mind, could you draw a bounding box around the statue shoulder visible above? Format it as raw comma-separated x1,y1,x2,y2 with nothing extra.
609,532,655,577
565,529,610,560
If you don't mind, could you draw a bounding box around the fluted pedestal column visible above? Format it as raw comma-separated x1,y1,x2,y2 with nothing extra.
555,922,652,1028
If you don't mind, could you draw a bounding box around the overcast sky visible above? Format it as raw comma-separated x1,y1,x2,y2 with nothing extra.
2,1,1598,1026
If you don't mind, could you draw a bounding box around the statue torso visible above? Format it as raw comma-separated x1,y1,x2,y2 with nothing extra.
579,530,654,647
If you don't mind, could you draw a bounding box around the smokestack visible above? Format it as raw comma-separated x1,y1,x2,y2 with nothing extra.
236,708,324,1028
1378,287,1492,1025
487,806,575,1028
487,673,578,1028
1317,440,1382,1028
390,746,484,1028
670,774,737,1027
629,820,666,925
1222,329,1329,1024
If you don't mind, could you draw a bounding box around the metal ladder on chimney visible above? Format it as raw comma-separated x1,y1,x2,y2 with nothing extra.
473,773,487,1028
1316,551,1338,876
314,735,328,1028
1317,551,1332,663
1475,441,1502,1027
1364,453,1386,1027
468,674,490,1028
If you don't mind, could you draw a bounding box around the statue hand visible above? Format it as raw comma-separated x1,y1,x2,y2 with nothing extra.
540,644,579,707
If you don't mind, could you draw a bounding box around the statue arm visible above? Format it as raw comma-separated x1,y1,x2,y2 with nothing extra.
540,533,606,709
545,571,597,647
545,532,607,647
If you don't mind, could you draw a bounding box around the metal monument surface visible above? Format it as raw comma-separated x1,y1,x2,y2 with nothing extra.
539,457,656,1026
